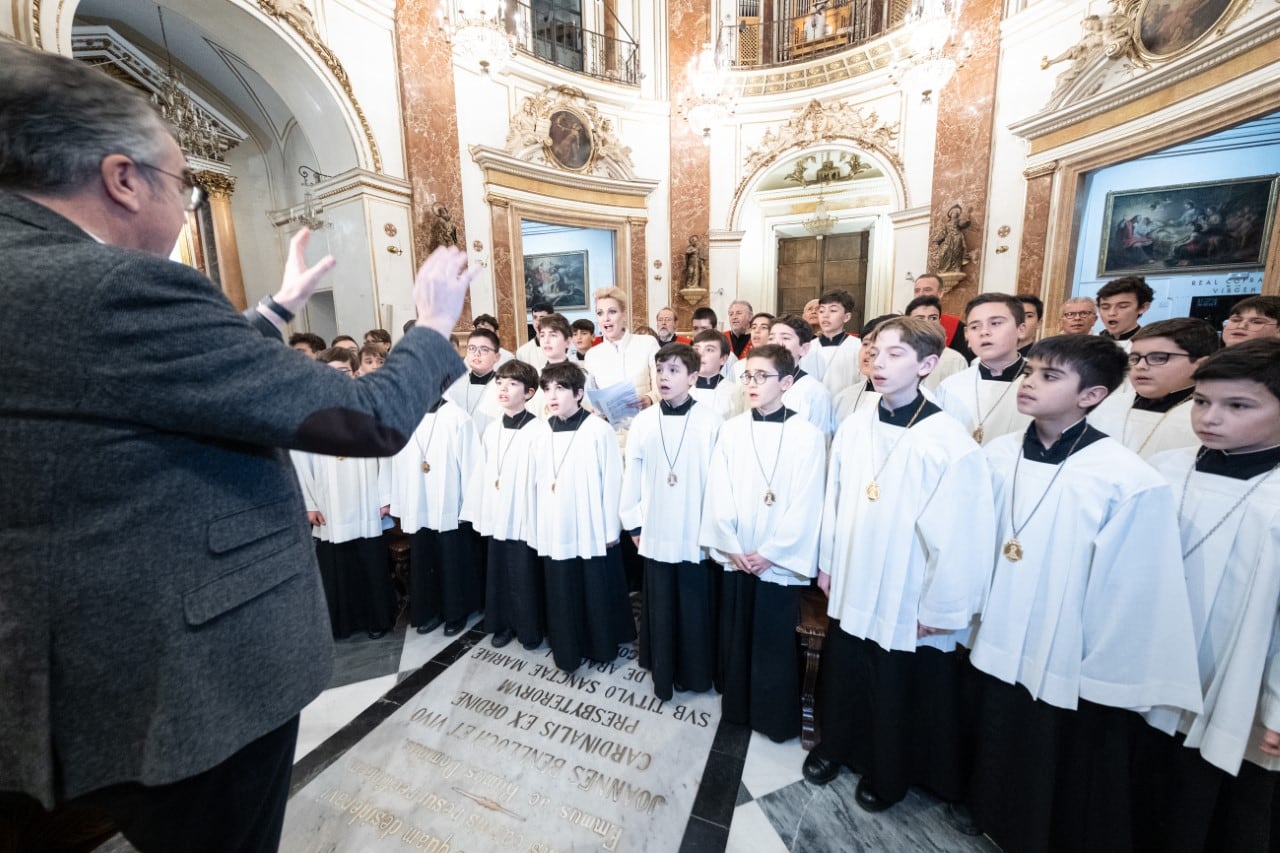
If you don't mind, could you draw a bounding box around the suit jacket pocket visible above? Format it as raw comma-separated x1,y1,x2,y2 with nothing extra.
207,499,296,553
183,543,304,626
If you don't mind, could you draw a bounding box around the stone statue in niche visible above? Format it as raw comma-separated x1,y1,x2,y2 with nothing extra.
932,204,973,273
1041,15,1105,99
428,203,460,252
683,235,707,291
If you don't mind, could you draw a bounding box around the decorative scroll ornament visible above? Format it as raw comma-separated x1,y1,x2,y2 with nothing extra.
505,86,635,180
736,100,902,203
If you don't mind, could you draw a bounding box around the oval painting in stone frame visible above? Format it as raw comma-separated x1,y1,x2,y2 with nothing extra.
1135,0,1236,60
545,108,594,172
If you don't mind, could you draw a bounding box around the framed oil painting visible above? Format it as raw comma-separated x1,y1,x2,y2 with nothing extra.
523,250,589,311
1097,176,1277,277
545,108,593,171
1136,0,1237,59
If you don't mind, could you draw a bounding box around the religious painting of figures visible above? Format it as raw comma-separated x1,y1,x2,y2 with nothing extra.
523,250,589,311
1098,176,1277,276
1137,0,1235,58
545,108,593,171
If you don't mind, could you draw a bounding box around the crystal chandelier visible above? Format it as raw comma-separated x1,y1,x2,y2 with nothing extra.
288,165,330,231
892,0,971,103
151,7,226,161
678,42,735,141
437,0,519,76
803,185,836,235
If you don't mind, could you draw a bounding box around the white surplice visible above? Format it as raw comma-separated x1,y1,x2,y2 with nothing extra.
388,402,479,534
783,373,835,437
444,374,503,437
935,363,1032,445
529,413,623,560
463,414,550,542
291,451,391,543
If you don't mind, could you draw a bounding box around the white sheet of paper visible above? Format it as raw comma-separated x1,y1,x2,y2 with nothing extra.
587,380,641,427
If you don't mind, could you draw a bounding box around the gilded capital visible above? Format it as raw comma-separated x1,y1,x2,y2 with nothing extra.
195,170,237,198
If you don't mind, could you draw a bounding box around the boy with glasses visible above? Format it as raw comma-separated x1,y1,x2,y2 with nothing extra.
1091,318,1221,459
1221,295,1280,346
445,328,503,435
700,344,826,741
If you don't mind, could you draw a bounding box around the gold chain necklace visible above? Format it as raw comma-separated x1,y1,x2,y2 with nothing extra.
657,402,693,486
1177,448,1280,559
865,395,930,501
549,414,584,493
972,358,1024,443
493,411,533,489
414,408,442,474
1123,395,1192,456
1003,425,1087,562
748,408,790,506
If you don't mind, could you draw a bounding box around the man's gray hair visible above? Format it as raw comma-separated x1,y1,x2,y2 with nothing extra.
0,40,171,195
729,299,754,313
1062,296,1097,310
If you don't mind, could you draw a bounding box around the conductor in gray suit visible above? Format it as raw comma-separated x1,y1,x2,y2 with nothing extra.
0,41,478,851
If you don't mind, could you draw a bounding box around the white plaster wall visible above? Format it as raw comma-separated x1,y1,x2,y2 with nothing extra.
226,140,290,312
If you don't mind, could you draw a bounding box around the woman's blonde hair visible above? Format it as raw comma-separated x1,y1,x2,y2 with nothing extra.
593,287,628,316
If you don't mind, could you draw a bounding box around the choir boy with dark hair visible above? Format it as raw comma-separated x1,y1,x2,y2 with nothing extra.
1095,275,1154,346
389,393,482,637
690,329,743,420
445,327,504,435
1134,338,1280,852
700,343,826,741
357,344,385,376
464,358,552,650
800,289,861,395
767,314,835,437
292,347,397,640
620,343,724,701
935,293,1032,445
802,317,995,814
571,318,596,360
1090,317,1220,459
966,333,1203,853
530,361,635,671
831,325,881,423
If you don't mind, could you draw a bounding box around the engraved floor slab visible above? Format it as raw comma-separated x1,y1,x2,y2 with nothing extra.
280,642,722,852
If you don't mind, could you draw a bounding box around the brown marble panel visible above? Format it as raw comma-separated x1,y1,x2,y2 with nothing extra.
395,0,472,329
667,0,712,331
1018,171,1053,303
629,218,648,329
489,199,516,353
931,0,1001,316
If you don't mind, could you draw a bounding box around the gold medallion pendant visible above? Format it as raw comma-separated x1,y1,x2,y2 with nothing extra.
764,490,776,506
865,481,880,501
667,472,678,486
337,456,346,461
494,479,501,490
421,461,431,474
551,482,557,493
1002,538,1023,562
972,427,985,443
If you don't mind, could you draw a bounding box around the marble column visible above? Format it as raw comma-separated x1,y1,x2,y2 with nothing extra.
489,198,516,354
1018,164,1055,303
628,218,649,330
667,0,712,331
196,171,247,311
929,0,1001,315
395,0,471,329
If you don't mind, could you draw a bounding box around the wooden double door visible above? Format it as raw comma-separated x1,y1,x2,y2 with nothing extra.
777,232,868,332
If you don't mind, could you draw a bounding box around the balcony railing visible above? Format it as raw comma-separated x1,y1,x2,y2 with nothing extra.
512,2,641,87
722,0,906,69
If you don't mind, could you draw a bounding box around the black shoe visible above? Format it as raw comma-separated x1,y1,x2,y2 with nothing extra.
366,629,388,640
945,802,982,836
521,637,542,650
415,616,442,635
491,629,516,648
854,778,894,813
802,753,839,786
443,618,467,636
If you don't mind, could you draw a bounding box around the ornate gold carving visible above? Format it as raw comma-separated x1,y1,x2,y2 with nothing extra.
194,170,237,198
734,99,903,208
254,0,383,173
506,86,635,180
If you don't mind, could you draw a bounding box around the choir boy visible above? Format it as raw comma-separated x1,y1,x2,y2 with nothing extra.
445,327,503,435
292,347,396,639
831,327,881,423
905,295,968,391
472,313,515,363
620,343,724,701
935,293,1032,445
363,328,392,350
1090,317,1220,459
967,334,1203,853
571,318,596,360
803,318,995,813
1016,295,1043,355
515,302,553,365
331,334,359,352
527,314,593,417
529,362,634,671
1133,339,1280,852
691,329,744,420
1095,275,1154,346
389,396,482,636
357,343,385,376
700,344,826,742
1221,295,1280,346
800,289,861,395
467,359,551,650
692,307,737,377
289,332,326,357
744,312,774,359
767,314,835,437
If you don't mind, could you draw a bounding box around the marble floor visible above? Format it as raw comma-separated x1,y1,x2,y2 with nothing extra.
286,613,999,853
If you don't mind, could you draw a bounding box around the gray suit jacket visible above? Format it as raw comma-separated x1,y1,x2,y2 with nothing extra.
0,191,464,806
